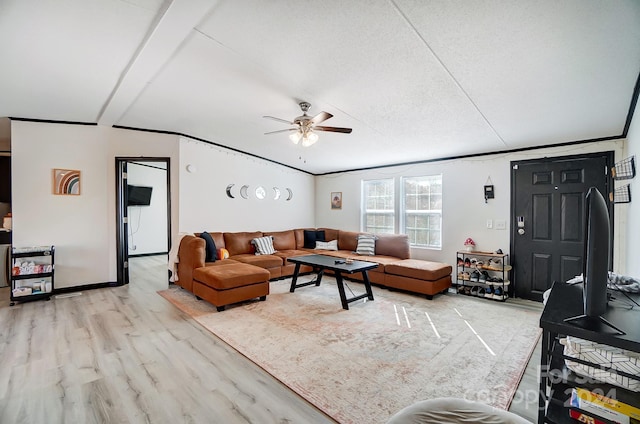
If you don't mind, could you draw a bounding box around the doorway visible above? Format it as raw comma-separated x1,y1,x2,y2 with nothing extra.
510,151,614,301
116,157,171,285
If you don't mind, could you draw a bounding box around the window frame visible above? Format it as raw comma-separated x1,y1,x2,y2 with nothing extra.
360,178,396,235
400,174,443,249
360,175,443,250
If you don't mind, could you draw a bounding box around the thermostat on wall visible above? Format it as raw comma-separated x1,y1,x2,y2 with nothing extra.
484,185,494,199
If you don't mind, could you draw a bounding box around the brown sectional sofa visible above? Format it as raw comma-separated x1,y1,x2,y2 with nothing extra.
176,228,452,311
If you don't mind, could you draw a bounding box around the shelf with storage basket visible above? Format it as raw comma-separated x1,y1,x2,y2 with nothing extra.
455,250,511,301
539,282,640,424
10,245,55,306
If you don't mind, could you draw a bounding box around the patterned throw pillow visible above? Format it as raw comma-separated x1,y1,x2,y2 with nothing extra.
251,236,277,255
315,240,338,251
355,234,376,256
218,248,230,260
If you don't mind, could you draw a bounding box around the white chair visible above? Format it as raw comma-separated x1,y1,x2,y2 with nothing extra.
386,397,532,424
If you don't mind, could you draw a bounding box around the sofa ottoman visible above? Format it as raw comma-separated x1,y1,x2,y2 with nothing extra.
192,263,270,311
384,259,452,299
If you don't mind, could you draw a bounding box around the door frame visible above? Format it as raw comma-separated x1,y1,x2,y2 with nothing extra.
115,157,171,285
509,151,615,298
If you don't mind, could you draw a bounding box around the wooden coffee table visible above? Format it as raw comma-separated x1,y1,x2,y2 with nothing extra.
287,254,377,310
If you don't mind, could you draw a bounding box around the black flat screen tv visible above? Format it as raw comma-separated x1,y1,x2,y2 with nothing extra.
583,186,609,317
565,186,624,334
127,185,153,206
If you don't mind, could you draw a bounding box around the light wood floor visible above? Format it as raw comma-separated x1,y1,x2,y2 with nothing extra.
0,256,335,423
0,256,541,423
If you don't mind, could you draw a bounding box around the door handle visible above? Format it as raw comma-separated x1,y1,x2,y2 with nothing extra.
517,216,525,235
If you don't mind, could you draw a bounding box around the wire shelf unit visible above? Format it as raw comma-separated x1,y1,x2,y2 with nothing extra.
610,184,631,204
611,156,636,180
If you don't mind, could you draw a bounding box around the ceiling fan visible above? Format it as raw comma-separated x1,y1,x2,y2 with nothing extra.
263,101,352,147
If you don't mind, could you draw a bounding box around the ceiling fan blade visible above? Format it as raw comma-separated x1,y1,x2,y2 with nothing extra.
314,125,352,134
264,128,297,135
263,116,293,125
310,111,333,125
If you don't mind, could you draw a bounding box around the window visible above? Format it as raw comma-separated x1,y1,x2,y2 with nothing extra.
361,179,395,234
361,175,443,248
402,175,442,248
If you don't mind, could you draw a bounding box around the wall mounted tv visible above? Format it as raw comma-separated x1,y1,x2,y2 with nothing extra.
127,185,153,206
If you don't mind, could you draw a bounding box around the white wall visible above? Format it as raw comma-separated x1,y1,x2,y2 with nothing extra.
315,140,627,270
10,123,313,289
12,121,179,288
624,105,639,278
11,119,634,289
12,122,112,288
178,137,315,233
127,162,168,255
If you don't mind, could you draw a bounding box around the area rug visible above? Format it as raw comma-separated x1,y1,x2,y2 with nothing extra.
159,279,541,424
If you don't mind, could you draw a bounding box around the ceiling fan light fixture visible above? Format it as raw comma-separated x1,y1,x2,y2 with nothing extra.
289,130,302,144
265,101,351,147
301,131,318,147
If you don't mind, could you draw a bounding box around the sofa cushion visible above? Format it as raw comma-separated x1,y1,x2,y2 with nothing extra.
349,255,400,273
303,229,325,249
197,232,225,250
265,230,296,250
375,234,410,259
199,231,217,262
315,240,338,250
205,258,240,266
318,228,339,242
385,259,452,281
251,236,277,255
273,250,312,261
294,228,313,249
338,230,360,251
356,234,376,256
231,253,283,269
224,231,262,256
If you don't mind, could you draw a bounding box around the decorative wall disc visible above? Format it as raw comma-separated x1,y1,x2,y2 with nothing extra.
225,184,235,198
225,184,290,201
240,185,249,199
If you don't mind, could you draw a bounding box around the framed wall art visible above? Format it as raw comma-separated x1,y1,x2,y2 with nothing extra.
331,192,342,210
52,168,81,195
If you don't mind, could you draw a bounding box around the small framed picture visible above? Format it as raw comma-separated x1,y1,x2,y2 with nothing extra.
53,169,81,195
331,192,342,210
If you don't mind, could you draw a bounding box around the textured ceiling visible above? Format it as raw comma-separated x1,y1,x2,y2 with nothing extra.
1,0,639,174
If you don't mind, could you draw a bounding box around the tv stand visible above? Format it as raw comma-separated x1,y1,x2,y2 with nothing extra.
538,282,640,424
564,313,626,335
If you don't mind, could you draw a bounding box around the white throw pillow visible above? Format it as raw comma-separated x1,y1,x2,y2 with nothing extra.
356,234,376,256
315,240,338,251
251,236,276,255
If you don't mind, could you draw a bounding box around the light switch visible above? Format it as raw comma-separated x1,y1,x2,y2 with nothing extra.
486,219,493,229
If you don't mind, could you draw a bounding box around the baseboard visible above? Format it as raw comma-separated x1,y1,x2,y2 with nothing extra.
128,252,167,258
53,281,119,295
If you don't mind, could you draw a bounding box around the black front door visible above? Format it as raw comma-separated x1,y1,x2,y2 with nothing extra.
511,152,613,301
